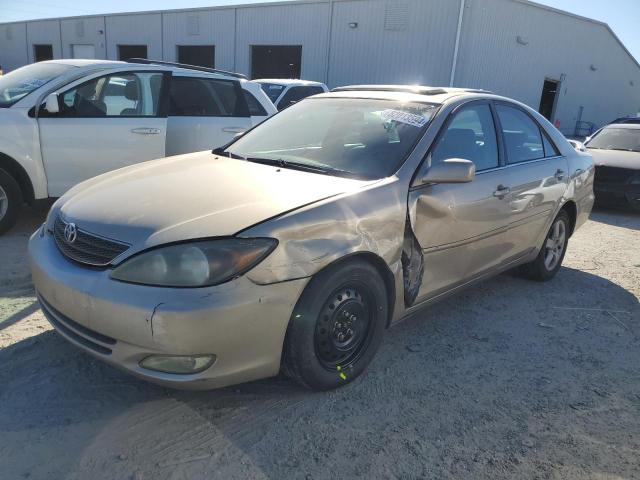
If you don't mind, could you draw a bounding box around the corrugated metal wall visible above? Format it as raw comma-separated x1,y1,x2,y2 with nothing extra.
60,16,106,59
235,2,331,80
455,0,640,132
1,0,639,131
105,13,163,60
162,9,236,70
328,0,459,87
0,22,28,72
26,20,62,63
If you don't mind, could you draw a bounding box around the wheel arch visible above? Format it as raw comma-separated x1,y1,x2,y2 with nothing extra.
299,251,397,329
0,152,35,204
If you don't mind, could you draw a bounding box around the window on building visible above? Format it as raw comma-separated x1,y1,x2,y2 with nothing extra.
496,105,545,163
169,76,248,117
33,44,53,62
431,103,499,171
177,45,215,68
118,45,148,61
251,45,302,79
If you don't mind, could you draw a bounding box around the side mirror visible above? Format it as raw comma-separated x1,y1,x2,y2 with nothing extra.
421,158,476,184
44,93,59,114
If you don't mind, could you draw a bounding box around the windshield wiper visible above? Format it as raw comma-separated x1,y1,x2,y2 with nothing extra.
212,147,246,160
245,157,360,177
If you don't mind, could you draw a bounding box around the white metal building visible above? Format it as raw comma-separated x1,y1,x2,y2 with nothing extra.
1,0,639,135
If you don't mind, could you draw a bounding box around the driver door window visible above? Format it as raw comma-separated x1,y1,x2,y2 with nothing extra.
431,103,499,171
59,72,163,117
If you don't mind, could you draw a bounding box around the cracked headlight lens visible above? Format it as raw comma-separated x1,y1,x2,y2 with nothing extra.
110,238,277,287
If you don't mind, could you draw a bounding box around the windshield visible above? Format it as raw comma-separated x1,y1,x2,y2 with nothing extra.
224,97,438,179
259,83,286,103
0,63,73,108
587,127,640,152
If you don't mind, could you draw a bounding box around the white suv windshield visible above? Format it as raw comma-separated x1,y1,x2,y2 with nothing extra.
224,97,438,179
0,63,73,107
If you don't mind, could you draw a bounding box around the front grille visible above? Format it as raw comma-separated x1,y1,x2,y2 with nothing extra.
594,166,635,185
54,216,130,267
38,293,115,355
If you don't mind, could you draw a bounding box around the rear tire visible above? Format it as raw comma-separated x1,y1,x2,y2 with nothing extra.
282,259,388,390
519,210,570,281
0,168,22,235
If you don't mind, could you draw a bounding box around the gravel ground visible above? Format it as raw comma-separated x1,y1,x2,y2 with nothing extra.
0,207,638,480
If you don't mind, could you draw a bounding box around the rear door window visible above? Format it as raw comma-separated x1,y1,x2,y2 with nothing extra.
169,76,249,117
496,105,544,163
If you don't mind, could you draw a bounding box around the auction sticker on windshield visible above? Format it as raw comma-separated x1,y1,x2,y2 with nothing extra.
380,109,428,128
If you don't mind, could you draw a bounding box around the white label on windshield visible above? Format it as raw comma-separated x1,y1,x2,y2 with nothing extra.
380,109,428,128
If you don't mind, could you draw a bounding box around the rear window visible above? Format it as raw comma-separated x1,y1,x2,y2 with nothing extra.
0,63,72,108
169,77,248,117
243,90,268,116
277,86,325,110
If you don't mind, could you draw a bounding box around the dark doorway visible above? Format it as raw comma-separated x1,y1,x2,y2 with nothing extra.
538,79,559,121
177,45,215,68
34,44,53,62
251,45,301,79
118,45,148,61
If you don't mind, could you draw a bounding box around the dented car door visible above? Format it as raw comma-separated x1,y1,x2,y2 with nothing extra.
405,101,512,305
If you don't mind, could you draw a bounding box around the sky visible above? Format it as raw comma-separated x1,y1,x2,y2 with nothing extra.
0,0,638,63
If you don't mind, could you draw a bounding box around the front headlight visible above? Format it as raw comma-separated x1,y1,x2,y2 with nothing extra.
110,238,277,287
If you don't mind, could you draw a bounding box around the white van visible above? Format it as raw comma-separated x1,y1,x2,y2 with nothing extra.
0,59,276,233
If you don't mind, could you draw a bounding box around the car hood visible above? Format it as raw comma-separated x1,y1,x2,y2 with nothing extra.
54,151,372,253
588,148,640,170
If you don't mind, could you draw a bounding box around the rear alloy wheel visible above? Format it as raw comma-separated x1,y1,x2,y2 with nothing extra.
0,168,22,235
283,259,388,390
519,210,570,281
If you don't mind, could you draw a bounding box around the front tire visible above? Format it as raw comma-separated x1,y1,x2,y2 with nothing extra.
0,168,22,235
282,259,388,390
519,210,570,281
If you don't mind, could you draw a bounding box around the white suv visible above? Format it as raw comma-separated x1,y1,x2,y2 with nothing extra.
0,59,276,233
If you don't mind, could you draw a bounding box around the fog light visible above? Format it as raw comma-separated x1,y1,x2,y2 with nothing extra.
140,354,216,374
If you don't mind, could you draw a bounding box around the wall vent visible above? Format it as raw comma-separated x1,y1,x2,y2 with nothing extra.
75,20,84,38
187,15,200,36
384,0,409,31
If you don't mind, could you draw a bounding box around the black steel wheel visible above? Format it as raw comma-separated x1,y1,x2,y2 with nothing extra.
283,259,388,390
314,285,373,370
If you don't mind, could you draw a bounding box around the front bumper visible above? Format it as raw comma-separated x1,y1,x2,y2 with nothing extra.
29,228,309,390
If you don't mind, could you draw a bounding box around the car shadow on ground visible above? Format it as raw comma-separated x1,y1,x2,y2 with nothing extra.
1,265,638,479
590,205,640,230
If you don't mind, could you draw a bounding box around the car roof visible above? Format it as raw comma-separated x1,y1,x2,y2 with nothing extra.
604,123,640,130
39,59,243,80
255,79,326,86
317,85,497,104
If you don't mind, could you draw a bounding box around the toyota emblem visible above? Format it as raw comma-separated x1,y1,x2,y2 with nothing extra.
64,222,77,244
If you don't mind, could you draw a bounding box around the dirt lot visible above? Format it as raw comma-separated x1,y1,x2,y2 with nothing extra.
0,207,638,480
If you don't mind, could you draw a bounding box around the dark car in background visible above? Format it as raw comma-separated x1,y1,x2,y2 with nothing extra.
585,124,640,211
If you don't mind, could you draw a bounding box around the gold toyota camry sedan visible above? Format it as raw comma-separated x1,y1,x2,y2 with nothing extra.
29,85,595,390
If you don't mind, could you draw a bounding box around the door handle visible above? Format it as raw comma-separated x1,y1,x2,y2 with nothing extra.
131,127,161,135
222,127,247,134
493,185,511,198
554,169,565,181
